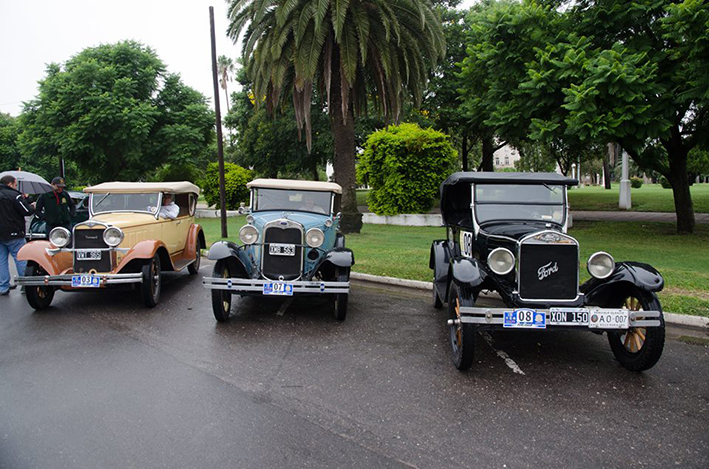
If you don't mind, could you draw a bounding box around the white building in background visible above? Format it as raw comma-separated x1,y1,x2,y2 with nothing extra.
493,145,520,169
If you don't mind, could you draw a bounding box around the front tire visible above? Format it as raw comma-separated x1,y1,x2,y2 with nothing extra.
334,267,349,321
211,260,232,322
448,282,476,370
25,263,55,310
606,288,665,372
141,254,162,308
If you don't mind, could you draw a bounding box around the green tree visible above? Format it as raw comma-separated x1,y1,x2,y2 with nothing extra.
201,162,253,210
0,113,21,171
217,55,236,111
226,0,445,232
18,41,214,184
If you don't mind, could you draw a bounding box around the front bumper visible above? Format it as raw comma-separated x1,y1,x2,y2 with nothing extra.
450,306,662,329
202,277,349,294
15,273,144,287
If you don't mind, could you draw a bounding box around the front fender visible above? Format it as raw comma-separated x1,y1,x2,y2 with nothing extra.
206,241,249,278
450,257,486,289
315,247,355,269
430,240,452,301
581,261,664,306
18,241,72,276
116,240,172,272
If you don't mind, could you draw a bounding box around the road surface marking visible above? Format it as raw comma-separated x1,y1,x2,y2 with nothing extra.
481,332,526,375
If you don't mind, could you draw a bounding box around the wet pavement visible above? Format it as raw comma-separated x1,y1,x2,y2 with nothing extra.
1,260,707,468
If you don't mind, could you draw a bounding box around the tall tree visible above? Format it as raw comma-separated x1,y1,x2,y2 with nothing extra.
0,113,21,171
17,41,214,183
226,0,445,232
217,55,236,111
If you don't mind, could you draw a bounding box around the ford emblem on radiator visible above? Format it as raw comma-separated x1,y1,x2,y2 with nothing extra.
537,261,559,281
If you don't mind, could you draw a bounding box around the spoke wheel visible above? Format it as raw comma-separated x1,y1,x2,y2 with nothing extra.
25,264,55,310
211,260,232,322
141,254,162,308
188,239,201,275
607,288,665,372
447,283,475,370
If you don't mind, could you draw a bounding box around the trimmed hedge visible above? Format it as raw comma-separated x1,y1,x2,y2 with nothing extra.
357,123,457,215
630,176,643,189
201,162,252,210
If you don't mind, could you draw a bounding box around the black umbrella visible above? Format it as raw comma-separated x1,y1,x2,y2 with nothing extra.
0,170,53,194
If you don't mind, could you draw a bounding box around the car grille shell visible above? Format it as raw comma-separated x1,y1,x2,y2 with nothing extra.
518,232,578,301
262,224,303,281
73,228,111,273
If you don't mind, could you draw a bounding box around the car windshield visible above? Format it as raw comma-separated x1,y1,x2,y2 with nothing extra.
91,192,160,215
255,188,331,215
474,184,566,224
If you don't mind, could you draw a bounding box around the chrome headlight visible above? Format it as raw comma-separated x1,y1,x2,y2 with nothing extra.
49,227,71,248
587,251,615,279
103,227,124,247
488,247,515,275
239,224,259,245
305,228,325,248
324,218,333,228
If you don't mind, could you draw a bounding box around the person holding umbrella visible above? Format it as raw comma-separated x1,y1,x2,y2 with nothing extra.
35,177,75,236
0,174,34,295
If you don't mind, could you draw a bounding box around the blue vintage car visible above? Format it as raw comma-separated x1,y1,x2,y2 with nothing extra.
202,179,354,322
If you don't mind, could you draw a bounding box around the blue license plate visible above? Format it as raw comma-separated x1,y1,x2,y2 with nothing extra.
263,282,293,296
504,309,546,329
71,275,101,288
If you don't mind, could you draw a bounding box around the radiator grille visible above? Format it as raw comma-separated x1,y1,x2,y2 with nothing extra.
73,228,111,273
519,243,578,300
262,227,302,280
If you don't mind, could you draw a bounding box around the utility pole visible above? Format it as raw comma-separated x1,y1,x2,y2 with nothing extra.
210,6,228,238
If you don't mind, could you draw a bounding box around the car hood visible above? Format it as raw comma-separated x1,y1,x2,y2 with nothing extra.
251,210,332,232
480,221,562,241
85,213,159,229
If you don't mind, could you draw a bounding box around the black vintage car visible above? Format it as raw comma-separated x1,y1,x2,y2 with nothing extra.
430,172,665,372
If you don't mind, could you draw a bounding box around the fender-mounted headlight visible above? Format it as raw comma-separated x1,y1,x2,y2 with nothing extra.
488,247,515,275
305,228,325,248
103,227,124,247
588,251,615,279
239,224,259,245
49,227,71,248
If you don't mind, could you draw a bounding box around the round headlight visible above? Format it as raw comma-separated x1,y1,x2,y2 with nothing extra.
305,228,325,248
239,224,259,245
487,247,515,275
324,218,333,228
103,227,124,247
588,251,615,279
49,227,71,248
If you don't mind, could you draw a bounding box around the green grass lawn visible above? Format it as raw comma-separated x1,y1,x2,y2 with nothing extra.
568,183,709,213
197,217,708,316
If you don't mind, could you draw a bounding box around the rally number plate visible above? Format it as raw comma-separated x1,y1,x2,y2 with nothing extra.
76,250,102,260
504,309,546,329
263,282,293,296
269,243,296,256
588,309,629,329
71,275,101,288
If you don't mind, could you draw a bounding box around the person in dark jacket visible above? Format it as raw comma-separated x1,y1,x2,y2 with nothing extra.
35,177,75,236
0,175,34,295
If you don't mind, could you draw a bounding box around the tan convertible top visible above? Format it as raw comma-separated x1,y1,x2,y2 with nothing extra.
84,181,200,195
247,178,342,194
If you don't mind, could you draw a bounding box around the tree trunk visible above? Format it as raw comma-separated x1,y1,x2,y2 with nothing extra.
480,136,495,172
461,134,468,172
329,54,362,234
311,164,319,181
666,147,695,234
603,143,612,189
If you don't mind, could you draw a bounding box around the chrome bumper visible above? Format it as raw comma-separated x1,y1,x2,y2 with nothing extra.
449,306,662,329
202,277,350,294
15,273,144,286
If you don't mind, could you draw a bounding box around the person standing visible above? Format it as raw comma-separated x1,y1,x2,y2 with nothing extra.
35,177,75,236
0,175,34,295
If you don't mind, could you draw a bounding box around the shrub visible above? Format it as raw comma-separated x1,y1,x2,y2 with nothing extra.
357,123,457,215
150,163,200,183
630,176,643,189
659,176,672,189
200,162,253,209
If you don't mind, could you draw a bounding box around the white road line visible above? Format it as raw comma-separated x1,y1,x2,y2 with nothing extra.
277,298,294,316
480,332,526,375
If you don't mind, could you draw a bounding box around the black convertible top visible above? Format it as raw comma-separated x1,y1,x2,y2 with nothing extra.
440,172,578,227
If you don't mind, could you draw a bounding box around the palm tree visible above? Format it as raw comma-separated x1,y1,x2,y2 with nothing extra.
227,0,445,232
217,55,236,111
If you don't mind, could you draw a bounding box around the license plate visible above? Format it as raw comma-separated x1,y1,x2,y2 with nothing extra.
263,282,293,296
504,309,546,329
71,275,101,288
588,309,629,329
76,250,102,260
269,243,295,256
548,308,589,325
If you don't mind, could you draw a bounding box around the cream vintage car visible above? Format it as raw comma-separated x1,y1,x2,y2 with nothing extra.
16,181,206,309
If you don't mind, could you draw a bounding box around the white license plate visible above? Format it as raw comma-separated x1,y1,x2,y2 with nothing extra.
548,308,589,325
588,309,629,329
76,250,102,260
504,309,546,329
71,275,101,288
269,243,295,256
263,282,293,296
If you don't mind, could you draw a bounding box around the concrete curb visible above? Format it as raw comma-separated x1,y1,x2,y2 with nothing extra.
350,272,709,330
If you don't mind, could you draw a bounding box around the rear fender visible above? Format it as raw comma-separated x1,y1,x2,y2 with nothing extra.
18,241,72,275
182,224,205,259
207,241,249,278
581,261,664,306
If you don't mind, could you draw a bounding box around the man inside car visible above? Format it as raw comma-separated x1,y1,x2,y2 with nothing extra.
157,193,179,219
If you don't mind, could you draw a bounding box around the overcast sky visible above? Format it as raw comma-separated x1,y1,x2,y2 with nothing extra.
0,0,476,117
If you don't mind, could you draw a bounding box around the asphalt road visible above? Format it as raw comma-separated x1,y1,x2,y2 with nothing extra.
1,260,707,469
